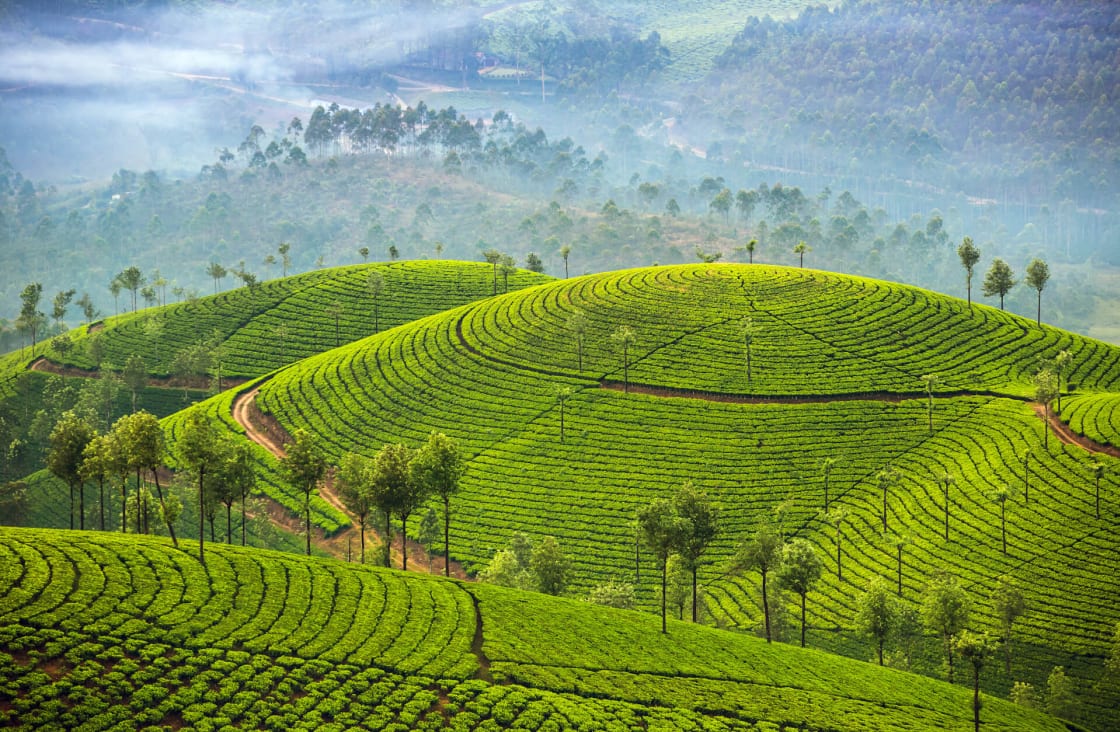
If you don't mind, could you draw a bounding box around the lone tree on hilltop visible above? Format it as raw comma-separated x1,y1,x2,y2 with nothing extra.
281,428,327,557
992,576,1026,676
743,238,758,264
957,237,981,309
778,537,822,647
922,573,972,683
483,248,501,295
793,241,810,268
955,631,995,732
1033,368,1058,451
982,258,1015,310
1025,258,1050,326
673,481,719,622
409,432,464,576
611,325,637,393
338,452,375,563
636,498,690,634
733,521,784,643
560,245,572,278
856,577,896,665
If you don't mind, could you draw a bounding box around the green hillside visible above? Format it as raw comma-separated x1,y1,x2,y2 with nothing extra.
0,528,1064,731
234,263,1120,721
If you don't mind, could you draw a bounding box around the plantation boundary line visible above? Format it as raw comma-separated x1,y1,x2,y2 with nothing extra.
461,586,497,684
29,356,248,391
1037,404,1120,458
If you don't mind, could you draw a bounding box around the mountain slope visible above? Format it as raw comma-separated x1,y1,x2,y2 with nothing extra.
235,263,1119,721
0,527,1065,731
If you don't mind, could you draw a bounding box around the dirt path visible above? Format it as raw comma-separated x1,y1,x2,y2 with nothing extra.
231,385,468,578
1034,403,1120,458
29,356,246,391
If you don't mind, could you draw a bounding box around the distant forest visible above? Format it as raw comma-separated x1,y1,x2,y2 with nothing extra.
690,0,1119,209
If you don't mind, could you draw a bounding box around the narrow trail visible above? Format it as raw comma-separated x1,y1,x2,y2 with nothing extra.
231,385,468,578
29,356,247,391
1035,403,1120,458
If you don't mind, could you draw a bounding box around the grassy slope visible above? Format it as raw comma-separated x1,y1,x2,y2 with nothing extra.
246,263,1120,720
0,527,1064,731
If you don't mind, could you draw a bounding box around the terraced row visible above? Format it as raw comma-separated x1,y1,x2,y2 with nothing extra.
459,264,1120,396
0,529,1064,731
52,261,551,379
1060,392,1120,450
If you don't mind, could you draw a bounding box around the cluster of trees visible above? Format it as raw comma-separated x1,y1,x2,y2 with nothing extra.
704,0,1119,207
957,237,1052,322
478,532,571,597
46,408,256,549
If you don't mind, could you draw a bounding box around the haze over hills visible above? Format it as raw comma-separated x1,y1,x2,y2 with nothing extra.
2,1,1120,730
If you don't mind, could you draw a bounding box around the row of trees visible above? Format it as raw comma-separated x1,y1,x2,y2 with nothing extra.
957,237,1051,323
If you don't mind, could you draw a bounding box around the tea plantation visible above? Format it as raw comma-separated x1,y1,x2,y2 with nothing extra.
0,528,1064,731
242,263,1120,720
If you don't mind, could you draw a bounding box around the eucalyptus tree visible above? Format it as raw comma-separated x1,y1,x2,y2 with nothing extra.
499,254,517,293
79,434,112,530
371,442,417,569
825,507,848,580
175,411,220,563
1053,349,1071,412
338,452,375,563
982,258,1015,310
1020,449,1031,502
877,465,901,531
957,237,980,309
939,472,956,539
483,248,501,295
922,574,972,683
1091,461,1105,519
793,241,810,267
410,432,464,576
777,538,822,647
117,266,144,311
1024,258,1050,326
554,385,573,442
990,484,1012,554
744,238,757,264
325,301,343,347
992,576,1026,675
125,411,177,547
47,411,95,530
281,428,327,556
611,325,637,393
733,521,784,642
888,532,910,596
821,457,837,511
955,631,995,732
920,374,939,433
856,578,895,665
1033,368,1058,450
636,498,690,633
278,242,292,277
673,481,719,622
560,244,571,278
206,262,227,294
367,271,385,333
226,441,256,546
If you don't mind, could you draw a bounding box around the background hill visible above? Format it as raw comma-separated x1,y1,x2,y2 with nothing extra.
0,527,1067,731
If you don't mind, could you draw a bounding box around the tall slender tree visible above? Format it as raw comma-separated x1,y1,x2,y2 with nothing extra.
992,576,1026,675
482,248,501,295
991,484,1012,554
560,244,572,278
569,311,589,372
126,411,178,547
611,325,637,393
1091,461,1105,519
1024,258,1050,326
226,441,256,547
338,453,375,563
793,241,810,267
370,442,412,568
1020,449,1031,503
554,385,573,442
410,432,464,577
982,258,1016,310
954,631,994,732
47,411,95,530
1034,368,1058,451
778,538,822,647
922,574,972,683
733,522,784,642
889,532,910,596
673,482,719,622
957,237,980,309
856,578,896,665
281,428,327,557
636,498,690,634
79,435,111,531
175,411,220,563
920,374,939,433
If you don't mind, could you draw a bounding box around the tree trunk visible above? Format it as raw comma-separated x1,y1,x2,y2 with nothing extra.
360,518,366,564
660,559,667,634
623,347,629,394
385,512,392,567
947,638,955,683
226,503,232,544
800,592,807,647
1036,291,1041,326
99,478,105,531
241,497,247,546
944,486,950,540
198,470,206,564
401,513,409,570
152,469,178,548
691,566,698,623
122,480,128,534
878,637,884,666
762,569,771,643
135,470,143,534
1043,404,1049,450
836,528,842,580
305,487,312,556
208,515,215,542
69,483,75,530
443,498,451,577
972,668,981,732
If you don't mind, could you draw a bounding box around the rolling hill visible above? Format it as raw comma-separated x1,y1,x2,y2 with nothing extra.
215,262,1120,721
0,527,1066,731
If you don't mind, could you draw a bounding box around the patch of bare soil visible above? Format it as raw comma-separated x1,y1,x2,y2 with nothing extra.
1034,403,1120,458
